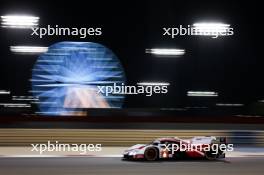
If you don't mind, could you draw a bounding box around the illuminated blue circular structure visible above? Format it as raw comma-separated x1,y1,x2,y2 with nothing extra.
31,42,126,116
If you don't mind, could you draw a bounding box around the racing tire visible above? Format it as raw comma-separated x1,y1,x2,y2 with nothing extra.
204,151,218,160
144,147,159,161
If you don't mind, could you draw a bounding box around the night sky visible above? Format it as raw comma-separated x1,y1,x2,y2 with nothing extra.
0,0,262,114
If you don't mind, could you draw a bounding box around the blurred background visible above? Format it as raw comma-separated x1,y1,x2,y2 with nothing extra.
0,0,263,149
0,1,263,175
0,0,263,117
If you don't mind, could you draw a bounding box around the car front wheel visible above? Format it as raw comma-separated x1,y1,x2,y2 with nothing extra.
144,147,158,161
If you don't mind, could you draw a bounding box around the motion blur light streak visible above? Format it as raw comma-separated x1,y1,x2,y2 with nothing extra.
192,23,231,36
10,46,48,54
31,41,125,116
193,23,230,29
12,96,39,101
137,82,170,86
35,111,86,116
1,15,39,28
0,103,31,108
145,48,185,56
216,103,244,106
0,90,10,94
187,91,218,97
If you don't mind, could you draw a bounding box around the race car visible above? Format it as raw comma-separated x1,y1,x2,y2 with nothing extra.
123,136,227,161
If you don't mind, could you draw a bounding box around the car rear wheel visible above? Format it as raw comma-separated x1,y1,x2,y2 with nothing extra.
144,147,158,161
204,151,218,160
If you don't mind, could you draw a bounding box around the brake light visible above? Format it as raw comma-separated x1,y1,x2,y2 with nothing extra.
162,152,168,158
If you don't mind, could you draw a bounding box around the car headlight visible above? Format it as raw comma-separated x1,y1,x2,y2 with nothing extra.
128,150,138,156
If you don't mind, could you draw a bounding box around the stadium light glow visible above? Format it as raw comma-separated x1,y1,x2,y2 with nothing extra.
12,96,39,101
216,103,244,106
0,90,10,95
10,46,48,54
31,41,126,116
187,91,218,97
1,15,39,28
192,22,231,36
145,48,185,56
0,103,31,108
